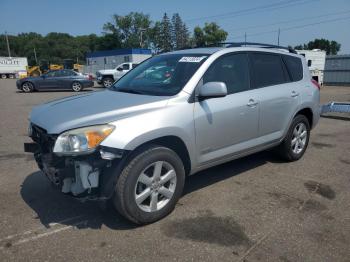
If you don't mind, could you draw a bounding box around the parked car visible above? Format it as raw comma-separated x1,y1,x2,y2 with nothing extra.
24,43,320,224
96,62,138,88
16,69,94,92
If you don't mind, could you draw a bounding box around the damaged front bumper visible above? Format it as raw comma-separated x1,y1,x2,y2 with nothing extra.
24,124,128,201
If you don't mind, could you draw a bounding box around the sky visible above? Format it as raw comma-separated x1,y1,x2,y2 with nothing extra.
1,0,350,53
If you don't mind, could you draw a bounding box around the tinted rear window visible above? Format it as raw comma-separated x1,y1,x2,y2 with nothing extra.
250,53,286,88
283,55,303,81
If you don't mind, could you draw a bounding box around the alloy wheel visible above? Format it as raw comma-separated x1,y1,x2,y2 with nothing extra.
291,122,307,154
72,82,82,91
103,79,113,87
134,161,177,212
22,82,33,92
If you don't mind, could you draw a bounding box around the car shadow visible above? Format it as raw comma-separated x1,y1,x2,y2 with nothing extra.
184,150,281,195
21,150,280,230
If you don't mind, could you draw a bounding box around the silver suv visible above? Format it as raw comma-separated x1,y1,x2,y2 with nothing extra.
25,43,320,224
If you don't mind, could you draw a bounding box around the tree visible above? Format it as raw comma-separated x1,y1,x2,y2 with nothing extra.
171,13,189,50
294,38,341,55
103,12,152,48
193,22,228,47
158,13,173,52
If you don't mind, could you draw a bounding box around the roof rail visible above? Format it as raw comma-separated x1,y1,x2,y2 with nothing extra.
209,42,297,54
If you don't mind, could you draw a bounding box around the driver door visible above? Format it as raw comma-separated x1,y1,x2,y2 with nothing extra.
115,63,130,80
194,53,260,165
39,70,60,89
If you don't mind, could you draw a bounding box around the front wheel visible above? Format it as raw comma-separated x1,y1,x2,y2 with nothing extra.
22,82,34,92
102,77,114,88
277,114,310,161
113,145,185,224
71,81,82,92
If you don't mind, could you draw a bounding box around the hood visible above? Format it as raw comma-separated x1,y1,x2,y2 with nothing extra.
20,76,41,82
98,69,116,74
30,90,170,134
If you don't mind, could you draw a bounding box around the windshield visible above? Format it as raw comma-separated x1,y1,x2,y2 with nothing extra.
111,54,208,96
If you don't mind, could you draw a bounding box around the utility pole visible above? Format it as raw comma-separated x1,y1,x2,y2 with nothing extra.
34,47,38,64
244,32,247,45
140,28,146,48
5,31,11,57
277,28,280,46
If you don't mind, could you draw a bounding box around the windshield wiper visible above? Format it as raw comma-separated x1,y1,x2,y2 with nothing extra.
116,88,145,95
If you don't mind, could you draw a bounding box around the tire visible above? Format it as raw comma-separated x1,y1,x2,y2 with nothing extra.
71,81,82,92
1,74,7,79
102,77,114,88
9,74,14,79
277,114,310,161
21,82,34,93
113,145,185,224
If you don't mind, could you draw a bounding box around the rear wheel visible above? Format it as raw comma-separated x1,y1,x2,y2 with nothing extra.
102,77,114,88
22,82,34,93
9,74,15,79
71,81,82,92
1,74,7,79
277,114,310,161
113,145,185,224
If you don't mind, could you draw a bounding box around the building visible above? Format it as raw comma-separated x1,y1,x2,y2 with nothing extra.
85,48,152,76
324,55,350,86
296,49,326,85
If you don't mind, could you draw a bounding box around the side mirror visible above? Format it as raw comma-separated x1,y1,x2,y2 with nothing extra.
198,82,227,100
117,67,123,71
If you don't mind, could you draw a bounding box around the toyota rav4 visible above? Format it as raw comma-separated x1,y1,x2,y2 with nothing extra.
25,43,320,224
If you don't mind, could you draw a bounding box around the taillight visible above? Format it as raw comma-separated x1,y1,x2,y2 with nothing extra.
88,74,93,81
311,79,320,90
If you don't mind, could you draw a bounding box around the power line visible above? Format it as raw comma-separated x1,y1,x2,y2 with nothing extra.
229,15,350,41
185,0,316,23
226,9,350,32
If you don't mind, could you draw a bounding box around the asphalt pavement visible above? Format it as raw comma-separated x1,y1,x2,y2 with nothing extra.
0,80,349,261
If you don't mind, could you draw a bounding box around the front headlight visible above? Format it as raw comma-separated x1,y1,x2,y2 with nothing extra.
53,124,115,155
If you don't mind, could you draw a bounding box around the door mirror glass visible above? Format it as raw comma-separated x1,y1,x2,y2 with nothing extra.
198,82,227,99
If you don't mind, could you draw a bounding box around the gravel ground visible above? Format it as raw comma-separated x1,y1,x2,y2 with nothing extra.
0,80,349,262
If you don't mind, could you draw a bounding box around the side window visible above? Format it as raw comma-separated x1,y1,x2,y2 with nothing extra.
250,53,286,88
45,71,57,77
283,55,303,81
308,60,312,67
58,70,68,77
122,63,130,70
65,70,77,76
203,53,250,95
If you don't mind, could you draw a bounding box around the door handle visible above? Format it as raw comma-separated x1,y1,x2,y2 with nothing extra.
291,91,299,97
247,99,258,107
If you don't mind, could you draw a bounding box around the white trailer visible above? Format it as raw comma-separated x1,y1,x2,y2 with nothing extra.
296,49,326,85
0,57,28,79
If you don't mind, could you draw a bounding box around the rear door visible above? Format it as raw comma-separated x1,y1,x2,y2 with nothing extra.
57,70,78,89
194,53,260,165
248,52,301,141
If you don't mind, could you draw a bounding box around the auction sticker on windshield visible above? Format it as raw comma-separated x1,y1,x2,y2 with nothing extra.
179,56,207,63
